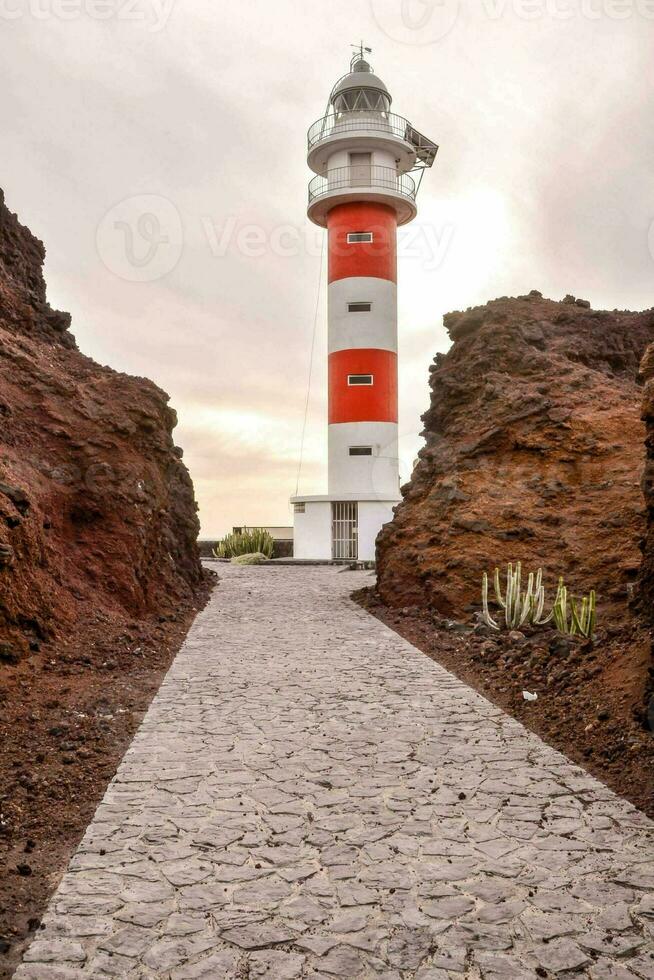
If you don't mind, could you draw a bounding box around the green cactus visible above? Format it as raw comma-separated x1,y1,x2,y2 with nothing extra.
552,578,596,638
481,565,597,639
213,528,274,560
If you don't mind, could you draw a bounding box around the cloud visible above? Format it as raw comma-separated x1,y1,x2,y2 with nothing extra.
2,2,652,534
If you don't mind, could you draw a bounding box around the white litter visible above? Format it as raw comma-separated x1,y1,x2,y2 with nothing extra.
522,691,538,702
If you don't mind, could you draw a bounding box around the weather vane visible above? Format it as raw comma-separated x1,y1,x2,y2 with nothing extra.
350,41,372,63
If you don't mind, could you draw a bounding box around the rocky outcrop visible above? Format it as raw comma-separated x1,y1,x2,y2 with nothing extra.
635,343,654,621
377,291,654,616
0,189,208,660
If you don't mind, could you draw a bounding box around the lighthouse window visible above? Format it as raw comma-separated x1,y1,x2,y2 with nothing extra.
347,232,374,244
348,302,372,313
348,374,374,386
349,447,373,456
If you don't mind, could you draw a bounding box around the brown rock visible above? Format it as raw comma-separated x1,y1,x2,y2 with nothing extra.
634,340,654,619
376,293,654,617
0,543,14,567
0,187,210,654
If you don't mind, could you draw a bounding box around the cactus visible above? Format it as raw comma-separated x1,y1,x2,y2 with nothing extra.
552,578,596,638
213,528,274,560
481,562,554,631
481,565,597,639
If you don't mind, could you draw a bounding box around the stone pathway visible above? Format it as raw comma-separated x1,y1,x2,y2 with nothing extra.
16,566,654,979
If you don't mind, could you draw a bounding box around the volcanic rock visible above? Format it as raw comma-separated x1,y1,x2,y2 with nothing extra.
0,188,209,656
634,341,654,621
376,294,654,615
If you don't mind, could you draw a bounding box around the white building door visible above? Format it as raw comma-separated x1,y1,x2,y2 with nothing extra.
350,152,372,187
331,502,358,560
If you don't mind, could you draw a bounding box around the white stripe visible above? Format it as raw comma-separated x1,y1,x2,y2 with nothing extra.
328,421,399,498
328,278,397,354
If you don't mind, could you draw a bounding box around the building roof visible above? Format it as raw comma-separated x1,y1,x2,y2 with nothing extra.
330,60,392,106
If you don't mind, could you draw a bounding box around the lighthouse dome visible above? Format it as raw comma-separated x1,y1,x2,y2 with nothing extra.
330,59,392,113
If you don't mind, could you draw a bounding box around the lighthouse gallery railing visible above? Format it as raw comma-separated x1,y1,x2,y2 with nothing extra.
307,110,439,167
309,110,411,149
308,166,416,207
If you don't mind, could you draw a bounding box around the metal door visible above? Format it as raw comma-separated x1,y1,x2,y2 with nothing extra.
350,152,372,187
332,501,358,560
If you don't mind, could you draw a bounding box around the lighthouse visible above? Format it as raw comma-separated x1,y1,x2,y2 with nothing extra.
292,49,438,561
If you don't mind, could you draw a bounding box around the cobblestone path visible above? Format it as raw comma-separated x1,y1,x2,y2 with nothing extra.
16,566,654,979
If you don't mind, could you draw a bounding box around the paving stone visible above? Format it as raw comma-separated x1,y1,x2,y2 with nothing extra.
114,902,173,928
386,928,433,969
421,896,475,919
428,947,468,972
23,940,86,963
16,566,654,978
142,936,220,972
295,935,340,956
164,912,209,936
84,952,136,977
232,879,293,907
534,938,591,973
318,944,364,976
97,926,152,957
475,951,540,978
340,927,388,952
589,959,642,980
248,950,305,978
220,923,298,949
14,968,86,980
170,949,240,978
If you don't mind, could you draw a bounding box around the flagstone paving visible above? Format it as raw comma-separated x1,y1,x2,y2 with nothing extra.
16,565,654,979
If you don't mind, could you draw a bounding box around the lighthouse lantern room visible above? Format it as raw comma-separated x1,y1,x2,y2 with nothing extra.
292,49,438,562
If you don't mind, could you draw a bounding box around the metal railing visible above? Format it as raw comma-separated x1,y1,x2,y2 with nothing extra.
308,166,416,207
308,109,413,150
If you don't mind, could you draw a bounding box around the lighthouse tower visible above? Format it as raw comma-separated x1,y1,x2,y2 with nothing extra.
292,49,438,561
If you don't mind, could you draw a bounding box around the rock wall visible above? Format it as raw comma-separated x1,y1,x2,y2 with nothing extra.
377,291,654,616
635,342,654,621
0,189,207,660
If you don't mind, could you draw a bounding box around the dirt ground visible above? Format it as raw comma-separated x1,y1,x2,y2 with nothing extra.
355,587,654,820
0,573,215,980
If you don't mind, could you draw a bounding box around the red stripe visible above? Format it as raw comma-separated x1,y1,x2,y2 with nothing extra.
327,202,397,284
328,349,398,424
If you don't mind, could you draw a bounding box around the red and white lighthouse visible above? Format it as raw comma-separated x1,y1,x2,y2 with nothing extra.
292,50,438,561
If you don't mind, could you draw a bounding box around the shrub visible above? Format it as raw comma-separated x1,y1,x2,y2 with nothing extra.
213,528,274,560
231,552,269,565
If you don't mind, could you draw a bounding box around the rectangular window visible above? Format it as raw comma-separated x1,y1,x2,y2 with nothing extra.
348,302,372,313
349,447,373,456
347,374,374,386
347,232,373,244
293,502,305,514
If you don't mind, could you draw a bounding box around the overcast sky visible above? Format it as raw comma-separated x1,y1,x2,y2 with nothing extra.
2,1,654,536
